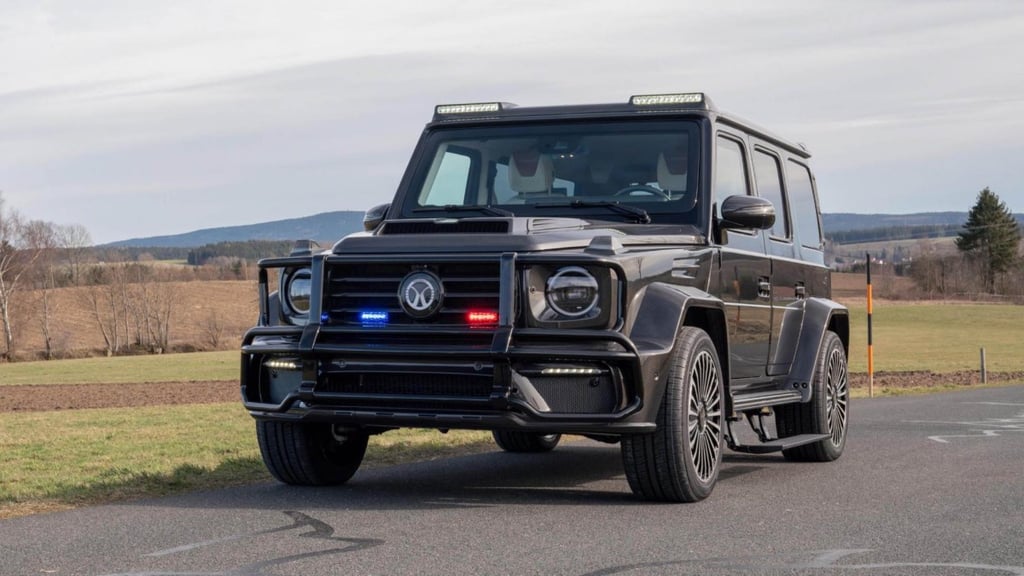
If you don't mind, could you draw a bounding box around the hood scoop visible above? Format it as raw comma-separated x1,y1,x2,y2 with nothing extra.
379,218,510,235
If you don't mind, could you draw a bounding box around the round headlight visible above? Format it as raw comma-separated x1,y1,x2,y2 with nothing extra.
286,268,312,314
546,266,599,318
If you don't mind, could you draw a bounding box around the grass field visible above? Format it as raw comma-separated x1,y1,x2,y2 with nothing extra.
0,350,238,385
844,301,1024,373
0,404,493,519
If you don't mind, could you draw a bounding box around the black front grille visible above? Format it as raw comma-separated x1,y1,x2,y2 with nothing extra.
319,373,493,398
324,260,501,326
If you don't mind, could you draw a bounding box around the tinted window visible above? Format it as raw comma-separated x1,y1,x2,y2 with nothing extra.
421,149,471,206
406,120,702,225
753,150,789,240
714,136,749,218
787,160,822,248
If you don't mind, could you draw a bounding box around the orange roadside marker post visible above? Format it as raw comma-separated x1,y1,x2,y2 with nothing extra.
866,253,874,398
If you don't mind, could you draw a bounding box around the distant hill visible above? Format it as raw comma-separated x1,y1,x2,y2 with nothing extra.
105,211,366,248
822,212,969,232
104,210,1023,248
824,212,1024,245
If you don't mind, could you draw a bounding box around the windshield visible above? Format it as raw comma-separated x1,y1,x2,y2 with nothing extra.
404,120,701,225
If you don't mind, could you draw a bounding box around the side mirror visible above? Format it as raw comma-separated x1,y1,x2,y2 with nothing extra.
720,195,775,230
363,203,390,232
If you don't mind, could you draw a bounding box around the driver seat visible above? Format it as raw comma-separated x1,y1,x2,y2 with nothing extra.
507,150,554,202
657,149,697,209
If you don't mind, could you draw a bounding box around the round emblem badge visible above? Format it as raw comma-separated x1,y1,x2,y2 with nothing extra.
399,271,444,318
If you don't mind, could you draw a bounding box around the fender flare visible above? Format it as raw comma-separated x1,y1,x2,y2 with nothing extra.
785,297,849,401
626,282,730,415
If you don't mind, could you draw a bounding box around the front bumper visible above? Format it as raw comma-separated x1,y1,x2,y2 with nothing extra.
241,323,664,434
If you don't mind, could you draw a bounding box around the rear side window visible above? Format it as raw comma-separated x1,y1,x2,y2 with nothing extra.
787,160,823,248
752,150,789,240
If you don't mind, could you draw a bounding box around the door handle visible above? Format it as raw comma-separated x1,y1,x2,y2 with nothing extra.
795,283,806,299
757,276,771,299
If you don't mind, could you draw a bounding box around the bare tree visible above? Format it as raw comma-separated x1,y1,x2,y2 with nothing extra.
0,193,55,358
78,265,124,356
55,223,93,286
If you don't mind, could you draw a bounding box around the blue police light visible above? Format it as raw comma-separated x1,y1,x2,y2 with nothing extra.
359,310,390,326
320,312,330,324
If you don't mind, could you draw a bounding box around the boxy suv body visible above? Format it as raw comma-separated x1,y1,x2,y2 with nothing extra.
240,93,849,502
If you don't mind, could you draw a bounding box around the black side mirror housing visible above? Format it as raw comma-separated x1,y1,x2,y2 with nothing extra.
363,203,390,232
720,195,775,230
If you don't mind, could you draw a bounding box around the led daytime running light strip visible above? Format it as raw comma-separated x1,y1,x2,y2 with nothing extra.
265,359,301,371
541,367,603,376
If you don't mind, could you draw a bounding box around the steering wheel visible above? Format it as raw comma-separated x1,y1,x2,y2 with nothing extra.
613,184,671,200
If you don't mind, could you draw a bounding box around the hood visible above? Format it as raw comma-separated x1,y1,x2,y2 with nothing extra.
332,217,705,254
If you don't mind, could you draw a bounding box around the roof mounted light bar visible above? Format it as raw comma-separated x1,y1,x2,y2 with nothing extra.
629,92,708,108
433,101,517,120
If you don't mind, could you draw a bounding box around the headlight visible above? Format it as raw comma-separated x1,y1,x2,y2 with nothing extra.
285,268,312,314
545,266,599,318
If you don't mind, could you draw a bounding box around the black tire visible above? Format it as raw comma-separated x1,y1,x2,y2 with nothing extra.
776,330,849,462
492,431,561,453
256,420,368,485
621,326,724,502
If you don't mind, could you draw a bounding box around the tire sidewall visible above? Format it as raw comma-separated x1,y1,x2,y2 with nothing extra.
669,327,724,500
813,332,848,460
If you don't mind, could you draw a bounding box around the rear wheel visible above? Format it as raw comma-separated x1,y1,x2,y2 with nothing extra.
492,431,561,453
776,330,848,461
256,421,368,485
621,326,723,502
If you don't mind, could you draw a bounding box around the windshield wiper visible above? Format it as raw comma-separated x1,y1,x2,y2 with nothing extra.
535,200,651,224
412,205,514,217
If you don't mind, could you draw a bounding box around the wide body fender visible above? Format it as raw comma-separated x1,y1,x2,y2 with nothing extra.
781,297,849,401
626,282,729,420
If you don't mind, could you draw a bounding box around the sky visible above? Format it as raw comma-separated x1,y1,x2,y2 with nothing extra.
2,0,1022,244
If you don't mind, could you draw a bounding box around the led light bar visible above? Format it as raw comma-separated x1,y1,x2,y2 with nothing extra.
630,93,704,106
265,359,301,371
467,310,499,325
435,102,502,115
359,310,390,325
541,367,603,376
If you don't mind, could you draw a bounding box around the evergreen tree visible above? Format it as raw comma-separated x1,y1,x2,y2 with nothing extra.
955,187,1019,293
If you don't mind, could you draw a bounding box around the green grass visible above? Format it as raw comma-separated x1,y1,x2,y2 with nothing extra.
0,403,494,519
0,351,238,385
844,302,1024,373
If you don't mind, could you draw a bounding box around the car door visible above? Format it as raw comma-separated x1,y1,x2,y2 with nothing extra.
751,144,802,376
714,133,772,381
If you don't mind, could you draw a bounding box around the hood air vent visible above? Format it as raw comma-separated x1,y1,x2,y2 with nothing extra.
380,220,510,235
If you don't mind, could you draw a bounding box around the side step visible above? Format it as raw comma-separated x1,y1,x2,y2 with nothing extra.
730,390,802,412
730,433,829,454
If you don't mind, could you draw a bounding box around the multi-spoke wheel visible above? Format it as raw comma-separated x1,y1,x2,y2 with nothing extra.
776,330,849,461
622,326,723,502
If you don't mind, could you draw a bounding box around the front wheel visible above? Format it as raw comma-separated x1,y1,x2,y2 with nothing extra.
621,326,724,502
492,431,561,453
256,421,368,485
775,330,849,461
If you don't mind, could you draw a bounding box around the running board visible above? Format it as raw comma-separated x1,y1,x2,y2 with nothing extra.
730,433,829,454
730,390,802,412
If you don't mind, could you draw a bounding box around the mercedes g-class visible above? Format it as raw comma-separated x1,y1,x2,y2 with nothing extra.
240,92,849,502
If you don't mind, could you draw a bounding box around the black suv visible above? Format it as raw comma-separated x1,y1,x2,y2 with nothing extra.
240,93,849,502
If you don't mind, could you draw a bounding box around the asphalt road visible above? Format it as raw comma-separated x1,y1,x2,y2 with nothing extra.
2,385,1022,576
